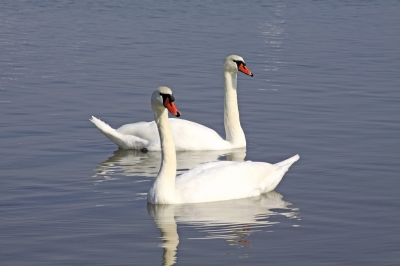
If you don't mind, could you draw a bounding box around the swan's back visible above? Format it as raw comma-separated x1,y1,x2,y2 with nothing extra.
173,154,299,204
174,161,276,203
117,121,159,143
117,118,230,151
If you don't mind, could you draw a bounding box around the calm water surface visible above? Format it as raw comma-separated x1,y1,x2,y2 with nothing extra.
1,1,399,265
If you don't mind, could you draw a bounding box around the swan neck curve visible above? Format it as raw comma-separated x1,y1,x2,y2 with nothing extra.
223,71,246,147
150,106,177,204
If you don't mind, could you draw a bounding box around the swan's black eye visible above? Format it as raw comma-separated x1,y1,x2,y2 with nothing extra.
233,60,246,68
159,93,175,103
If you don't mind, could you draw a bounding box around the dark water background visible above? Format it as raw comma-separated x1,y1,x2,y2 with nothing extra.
1,1,399,265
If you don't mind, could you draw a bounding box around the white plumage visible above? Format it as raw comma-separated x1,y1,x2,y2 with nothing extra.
171,157,299,204
90,116,232,151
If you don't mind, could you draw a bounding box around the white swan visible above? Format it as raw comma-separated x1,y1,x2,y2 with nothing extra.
147,86,299,204
90,54,253,151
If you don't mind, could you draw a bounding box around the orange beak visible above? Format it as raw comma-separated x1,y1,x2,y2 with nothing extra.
164,97,181,117
238,64,254,77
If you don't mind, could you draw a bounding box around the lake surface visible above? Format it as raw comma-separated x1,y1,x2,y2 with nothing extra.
1,1,399,265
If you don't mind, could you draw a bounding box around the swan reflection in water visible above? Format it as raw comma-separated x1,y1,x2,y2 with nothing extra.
148,192,299,266
93,148,246,180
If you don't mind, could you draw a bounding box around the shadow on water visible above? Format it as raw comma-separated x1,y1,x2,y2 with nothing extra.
147,192,299,266
92,148,247,179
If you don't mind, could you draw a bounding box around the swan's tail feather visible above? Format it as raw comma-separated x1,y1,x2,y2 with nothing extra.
89,116,148,149
275,154,300,168
262,154,300,193
90,116,116,135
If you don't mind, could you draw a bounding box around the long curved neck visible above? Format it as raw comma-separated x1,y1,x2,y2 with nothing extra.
152,107,176,203
223,71,246,147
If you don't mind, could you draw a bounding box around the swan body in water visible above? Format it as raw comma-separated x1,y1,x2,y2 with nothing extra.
90,55,253,151
147,86,299,204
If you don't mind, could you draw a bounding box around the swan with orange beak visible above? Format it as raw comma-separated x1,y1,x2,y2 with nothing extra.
147,86,299,204
90,55,254,151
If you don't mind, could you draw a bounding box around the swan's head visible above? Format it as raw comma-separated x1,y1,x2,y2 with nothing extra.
151,86,181,117
223,55,253,77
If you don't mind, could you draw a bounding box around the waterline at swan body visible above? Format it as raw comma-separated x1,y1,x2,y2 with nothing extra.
90,55,253,151
147,86,299,204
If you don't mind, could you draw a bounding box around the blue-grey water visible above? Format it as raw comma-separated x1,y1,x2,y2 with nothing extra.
1,1,399,265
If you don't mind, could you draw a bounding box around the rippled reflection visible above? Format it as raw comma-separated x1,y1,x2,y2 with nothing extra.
93,148,246,180
259,3,287,75
148,192,299,266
